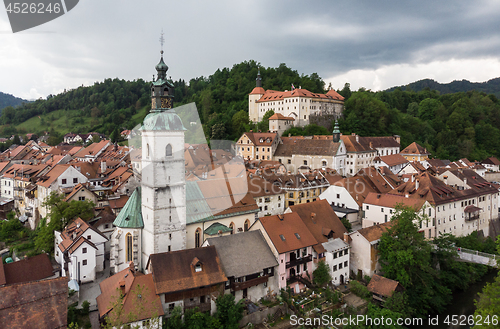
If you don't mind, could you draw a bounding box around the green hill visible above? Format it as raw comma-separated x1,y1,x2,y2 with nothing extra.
0,91,28,111
386,77,500,98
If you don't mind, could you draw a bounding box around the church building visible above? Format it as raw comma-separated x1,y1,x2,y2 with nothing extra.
110,51,187,274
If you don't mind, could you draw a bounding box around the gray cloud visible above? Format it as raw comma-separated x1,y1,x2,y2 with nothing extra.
1,0,500,98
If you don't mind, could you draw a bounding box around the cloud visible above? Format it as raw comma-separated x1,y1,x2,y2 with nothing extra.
325,58,500,91
0,0,500,98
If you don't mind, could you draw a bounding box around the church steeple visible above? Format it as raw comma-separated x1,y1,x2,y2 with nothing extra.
333,120,341,143
256,67,262,88
151,31,174,111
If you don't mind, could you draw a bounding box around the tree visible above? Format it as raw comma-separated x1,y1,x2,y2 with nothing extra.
473,237,500,328
43,192,95,230
378,206,451,316
231,110,249,139
257,110,274,132
340,217,352,232
312,260,332,287
214,294,244,329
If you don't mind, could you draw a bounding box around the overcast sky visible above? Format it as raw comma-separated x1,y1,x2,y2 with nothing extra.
1,0,500,100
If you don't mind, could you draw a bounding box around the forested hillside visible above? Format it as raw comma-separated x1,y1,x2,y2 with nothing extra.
0,91,28,111
1,60,500,162
387,77,500,97
0,60,324,142
339,86,500,161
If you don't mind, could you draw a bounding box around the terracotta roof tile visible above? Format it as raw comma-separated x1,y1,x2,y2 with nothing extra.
148,246,227,295
97,264,163,323
260,212,318,254
367,274,403,297
401,142,429,155
356,221,394,242
2,254,54,285
0,277,67,329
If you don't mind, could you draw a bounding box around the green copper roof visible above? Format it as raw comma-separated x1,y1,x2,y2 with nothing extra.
141,110,186,131
333,120,340,134
113,187,143,228
186,181,214,224
204,222,233,236
155,56,168,72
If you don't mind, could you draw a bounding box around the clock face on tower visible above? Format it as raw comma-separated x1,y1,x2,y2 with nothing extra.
161,98,172,109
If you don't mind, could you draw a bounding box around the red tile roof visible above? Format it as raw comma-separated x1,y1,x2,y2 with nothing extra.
0,277,68,329
148,246,227,295
97,263,164,323
256,88,344,102
260,212,318,254
2,254,54,285
401,142,429,155
367,274,404,297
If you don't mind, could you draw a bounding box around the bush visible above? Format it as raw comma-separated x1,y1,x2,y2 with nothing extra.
350,281,372,299
313,260,332,287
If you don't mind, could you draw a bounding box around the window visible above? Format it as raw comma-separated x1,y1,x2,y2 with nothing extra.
82,260,87,266
336,194,340,199
229,222,234,234
333,265,337,272
78,196,85,201
126,233,133,262
147,143,150,157
289,192,294,198
62,179,67,184
287,159,291,164
344,261,348,267
195,228,201,248
105,224,109,229
344,249,348,255
166,144,172,157
333,252,338,259
322,161,327,167
303,160,308,165
82,247,87,254
244,220,250,232
339,263,343,269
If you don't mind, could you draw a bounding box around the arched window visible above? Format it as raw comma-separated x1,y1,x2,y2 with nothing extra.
166,144,172,157
126,233,133,262
244,219,250,232
146,143,150,157
229,222,235,235
195,228,201,248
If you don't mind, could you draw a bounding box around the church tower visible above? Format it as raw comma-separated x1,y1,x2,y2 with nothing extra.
140,48,187,269
248,68,265,123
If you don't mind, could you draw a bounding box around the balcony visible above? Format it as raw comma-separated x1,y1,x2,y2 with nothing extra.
184,301,211,313
465,214,480,221
231,275,269,291
286,255,312,269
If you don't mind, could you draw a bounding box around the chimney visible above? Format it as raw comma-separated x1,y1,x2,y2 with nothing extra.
344,232,350,244
101,161,106,173
443,175,448,185
415,179,419,190
369,142,373,149
405,193,409,198
393,135,401,144
356,135,359,143
311,212,316,222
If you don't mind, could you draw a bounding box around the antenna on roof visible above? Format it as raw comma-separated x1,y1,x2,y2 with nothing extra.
159,29,165,57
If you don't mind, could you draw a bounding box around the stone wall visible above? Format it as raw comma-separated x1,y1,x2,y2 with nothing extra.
239,305,289,327
309,114,337,131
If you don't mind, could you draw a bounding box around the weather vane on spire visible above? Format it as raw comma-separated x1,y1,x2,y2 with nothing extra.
159,29,165,56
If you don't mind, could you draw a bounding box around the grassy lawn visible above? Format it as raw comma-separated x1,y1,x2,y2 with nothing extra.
15,109,93,135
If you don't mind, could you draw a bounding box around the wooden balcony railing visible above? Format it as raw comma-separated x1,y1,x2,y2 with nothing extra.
286,255,312,269
231,275,269,291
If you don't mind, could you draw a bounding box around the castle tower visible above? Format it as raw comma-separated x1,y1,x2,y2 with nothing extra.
249,68,265,123
140,49,187,269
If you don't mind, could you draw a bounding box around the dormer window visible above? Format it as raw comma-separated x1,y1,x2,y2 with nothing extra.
191,257,203,272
